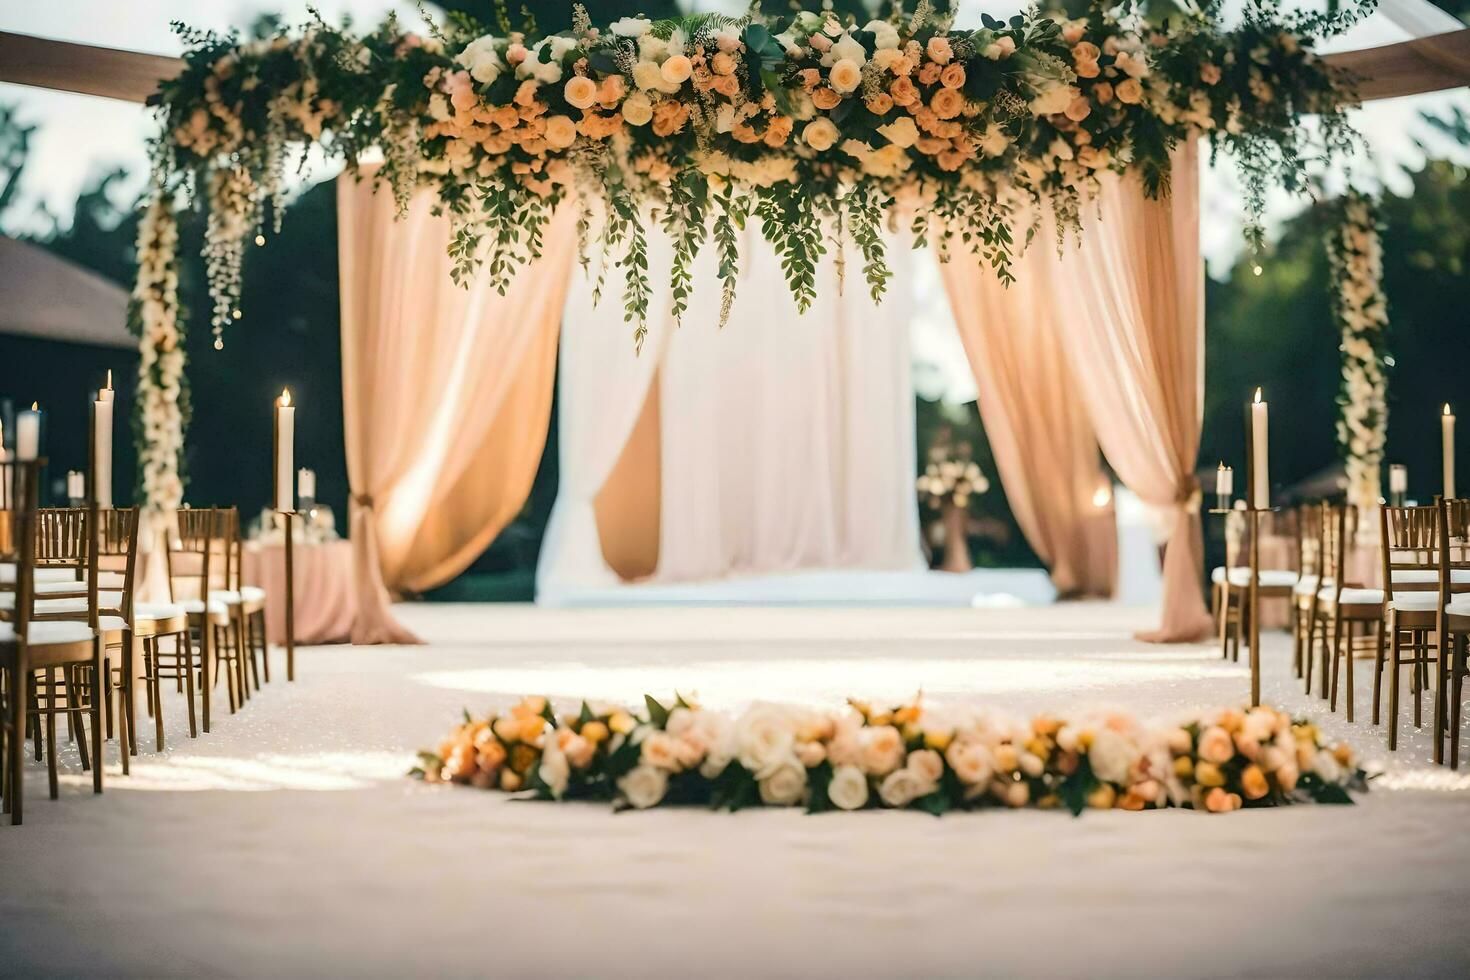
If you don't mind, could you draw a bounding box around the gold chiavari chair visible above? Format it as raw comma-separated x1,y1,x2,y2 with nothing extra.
1290,503,1326,679
0,461,104,823
223,511,271,691
165,508,240,731
1306,502,1384,721
1214,509,1299,663
1436,498,1470,767
1375,504,1449,747
208,507,263,700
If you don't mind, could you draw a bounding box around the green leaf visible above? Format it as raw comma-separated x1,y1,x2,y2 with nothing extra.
644,694,670,728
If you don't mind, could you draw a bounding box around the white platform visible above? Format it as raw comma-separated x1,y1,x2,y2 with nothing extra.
540,567,1056,607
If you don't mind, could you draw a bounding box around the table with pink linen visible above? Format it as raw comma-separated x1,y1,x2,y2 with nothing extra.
242,539,356,646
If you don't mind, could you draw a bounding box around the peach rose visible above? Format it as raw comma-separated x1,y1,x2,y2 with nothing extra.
1075,59,1100,79
926,35,953,64
1115,78,1144,104
1072,42,1101,63
1064,95,1091,122
809,33,832,53
491,105,521,130
1200,63,1221,85
812,86,842,110
930,88,964,120
1093,81,1114,104
621,92,652,126
918,62,942,86
802,116,839,152
857,724,904,775
661,55,693,85
865,92,894,115
711,74,740,98
711,51,737,76
1203,786,1235,813
939,63,966,89
799,68,821,90
828,58,862,95
1198,726,1235,765
599,75,626,107
563,75,598,110
889,75,919,106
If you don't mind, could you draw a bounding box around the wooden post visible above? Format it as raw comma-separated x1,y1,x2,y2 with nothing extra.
284,510,295,682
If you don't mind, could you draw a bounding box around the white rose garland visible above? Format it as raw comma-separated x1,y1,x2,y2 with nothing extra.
1327,192,1389,517
132,193,187,518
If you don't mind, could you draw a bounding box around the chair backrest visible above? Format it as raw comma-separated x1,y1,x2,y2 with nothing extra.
0,460,14,556
34,508,88,575
1321,501,1350,593
1439,498,1470,607
97,507,140,621
167,507,229,602
1295,502,1322,580
1379,503,1440,594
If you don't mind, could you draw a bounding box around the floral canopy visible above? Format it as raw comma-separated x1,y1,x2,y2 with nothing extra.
133,0,1376,514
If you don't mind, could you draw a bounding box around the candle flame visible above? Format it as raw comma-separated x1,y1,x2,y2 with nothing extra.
1253,387,1263,405
105,369,113,389
1445,403,1453,416
280,388,292,408
30,401,38,411
1217,461,1225,470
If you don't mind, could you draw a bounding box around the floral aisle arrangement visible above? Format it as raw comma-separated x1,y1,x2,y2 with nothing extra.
130,194,188,517
136,0,1371,510
415,695,1369,815
1327,190,1389,517
918,447,991,510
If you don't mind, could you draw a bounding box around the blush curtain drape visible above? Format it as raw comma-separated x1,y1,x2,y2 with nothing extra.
1052,138,1213,642
937,229,1117,599
338,173,575,642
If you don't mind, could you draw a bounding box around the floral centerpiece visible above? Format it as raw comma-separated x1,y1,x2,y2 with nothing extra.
416,694,1369,815
918,439,991,572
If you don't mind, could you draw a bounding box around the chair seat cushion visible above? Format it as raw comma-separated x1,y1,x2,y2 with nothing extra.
1391,569,1470,585
209,586,267,605
136,602,186,622
1212,567,1298,588
0,620,96,646
1320,587,1384,605
33,578,91,596
0,563,80,585
1295,576,1331,596
181,598,229,616
1391,591,1441,612
1448,597,1470,617
0,591,122,613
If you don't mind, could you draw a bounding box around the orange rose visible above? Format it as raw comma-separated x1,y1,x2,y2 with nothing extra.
711,51,737,76
1075,59,1100,79
939,63,966,89
492,105,520,130
1072,42,1100,63
918,62,942,86
936,149,965,171
1064,96,1091,122
865,92,894,115
1240,764,1270,800
1115,78,1144,104
799,68,821,90
930,88,964,120
1093,81,1114,104
916,136,948,155
711,74,740,98
598,75,626,108
889,76,919,106
812,86,842,110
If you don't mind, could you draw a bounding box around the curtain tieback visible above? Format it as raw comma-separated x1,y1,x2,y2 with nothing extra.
351,493,376,510
1175,478,1202,511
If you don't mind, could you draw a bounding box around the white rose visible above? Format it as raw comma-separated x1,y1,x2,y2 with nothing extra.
618,765,669,809
538,741,570,798
829,33,867,67
907,749,944,785
736,705,797,778
828,764,870,810
631,60,663,91
1088,728,1140,785
878,767,932,808
864,20,900,50
1029,82,1073,117
622,92,653,125
638,33,668,62
828,58,862,95
758,755,808,806
610,16,652,38
1313,749,1343,784
456,35,503,85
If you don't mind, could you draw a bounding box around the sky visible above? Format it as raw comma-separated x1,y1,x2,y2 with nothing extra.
2,0,1467,402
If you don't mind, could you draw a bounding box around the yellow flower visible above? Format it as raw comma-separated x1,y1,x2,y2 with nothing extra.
1240,764,1270,800
1173,756,1194,779
1195,761,1225,787
923,728,954,752
580,720,610,744
609,711,636,735
1086,783,1117,809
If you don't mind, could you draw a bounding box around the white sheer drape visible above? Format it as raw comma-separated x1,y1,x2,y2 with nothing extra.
534,235,673,600
537,227,923,602
656,229,922,581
